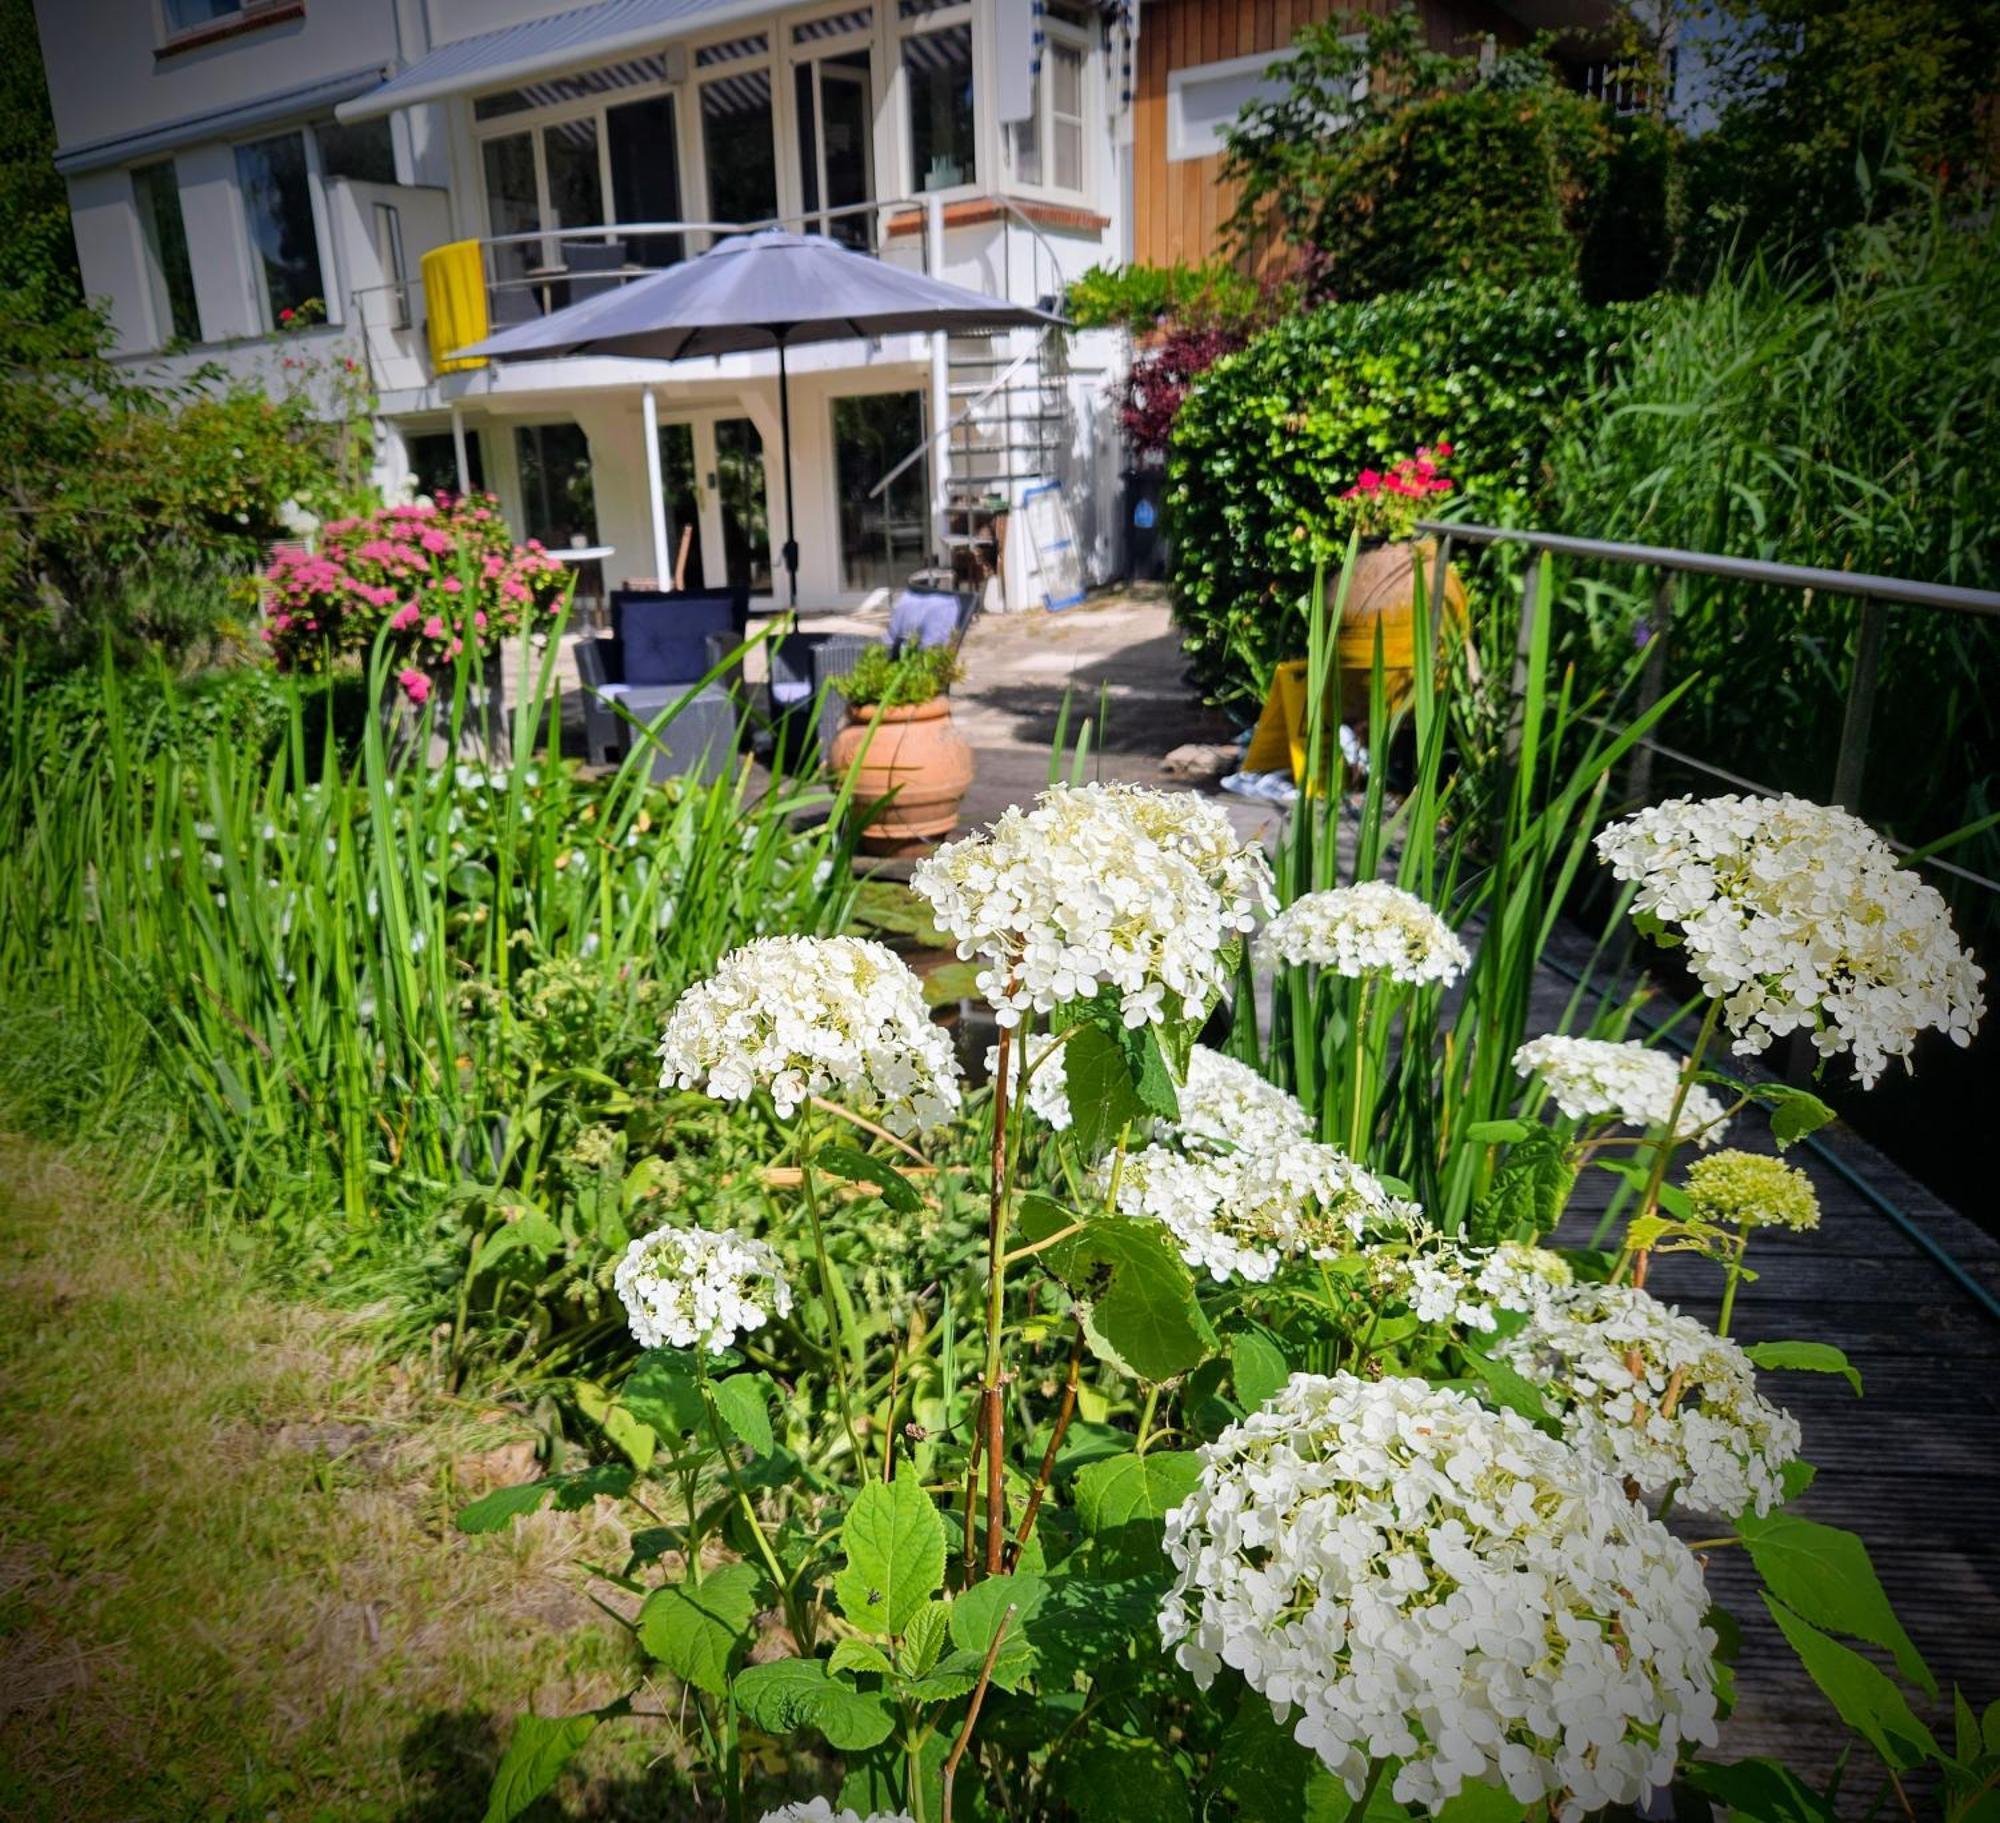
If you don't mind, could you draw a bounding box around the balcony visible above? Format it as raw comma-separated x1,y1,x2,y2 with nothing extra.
348,191,1093,401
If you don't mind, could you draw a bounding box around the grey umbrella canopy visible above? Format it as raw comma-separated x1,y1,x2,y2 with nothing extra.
461,229,1065,603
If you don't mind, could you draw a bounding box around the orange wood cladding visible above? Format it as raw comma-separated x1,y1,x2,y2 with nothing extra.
1133,0,1528,270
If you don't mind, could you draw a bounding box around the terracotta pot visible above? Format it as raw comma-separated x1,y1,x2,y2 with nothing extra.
1336,537,1469,724
828,696,976,857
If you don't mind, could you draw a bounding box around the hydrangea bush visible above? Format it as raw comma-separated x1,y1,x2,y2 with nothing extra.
464,777,1984,1823
260,493,568,702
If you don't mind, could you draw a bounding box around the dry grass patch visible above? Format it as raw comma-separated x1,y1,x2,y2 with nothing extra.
0,1138,677,1821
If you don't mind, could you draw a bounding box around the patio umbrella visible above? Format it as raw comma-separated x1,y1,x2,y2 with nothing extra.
460,229,1065,605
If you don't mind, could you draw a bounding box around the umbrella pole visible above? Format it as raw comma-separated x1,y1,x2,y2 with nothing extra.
777,334,799,607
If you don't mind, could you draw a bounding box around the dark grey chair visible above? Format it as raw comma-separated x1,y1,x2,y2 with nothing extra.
768,631,881,769
573,633,737,784
561,239,629,306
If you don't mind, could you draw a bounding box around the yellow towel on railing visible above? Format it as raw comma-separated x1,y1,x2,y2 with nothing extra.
422,240,489,372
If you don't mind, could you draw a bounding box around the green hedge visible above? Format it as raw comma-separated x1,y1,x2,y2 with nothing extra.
1165,279,1646,711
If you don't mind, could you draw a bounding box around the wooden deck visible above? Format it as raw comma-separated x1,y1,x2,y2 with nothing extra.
1535,922,2000,1788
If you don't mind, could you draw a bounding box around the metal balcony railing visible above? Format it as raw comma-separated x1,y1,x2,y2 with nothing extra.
1417,519,2000,901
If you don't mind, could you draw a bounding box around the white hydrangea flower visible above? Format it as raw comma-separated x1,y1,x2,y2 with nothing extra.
983,1028,1073,1130
1359,1219,1572,1334
1160,1373,1719,1820
1256,882,1470,986
911,783,1274,1030
658,935,960,1135
1103,1137,1415,1283
757,1803,912,1823
614,1224,793,1356
1512,1034,1729,1146
1162,1045,1313,1153
1498,1282,1802,1518
1595,793,1985,1088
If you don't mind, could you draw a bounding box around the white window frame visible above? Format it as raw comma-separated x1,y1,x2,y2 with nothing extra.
897,0,980,200
1004,11,1095,199
232,123,339,333
783,5,879,241
1165,41,1366,164
470,58,694,262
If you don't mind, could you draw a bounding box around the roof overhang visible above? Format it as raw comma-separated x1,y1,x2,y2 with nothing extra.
335,0,791,122
55,65,389,176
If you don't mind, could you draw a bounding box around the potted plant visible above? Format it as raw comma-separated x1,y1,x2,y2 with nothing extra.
1328,445,1469,724
827,644,975,857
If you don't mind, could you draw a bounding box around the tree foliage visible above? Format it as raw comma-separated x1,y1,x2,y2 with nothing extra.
1220,7,1675,304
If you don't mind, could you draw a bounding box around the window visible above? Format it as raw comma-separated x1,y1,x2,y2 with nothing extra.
408,429,486,500
833,392,929,594
608,94,684,267
375,202,410,329
481,131,540,292
699,36,779,226
234,131,324,324
543,117,605,234
133,160,199,343
1166,47,1314,163
902,7,975,191
317,117,396,186
1008,30,1089,192
796,46,874,246
515,422,597,548
712,416,771,594
165,0,241,31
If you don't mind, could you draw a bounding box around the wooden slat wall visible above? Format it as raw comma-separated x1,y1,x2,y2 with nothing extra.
1132,0,1529,269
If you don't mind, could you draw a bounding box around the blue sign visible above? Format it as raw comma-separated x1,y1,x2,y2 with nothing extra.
1133,498,1157,529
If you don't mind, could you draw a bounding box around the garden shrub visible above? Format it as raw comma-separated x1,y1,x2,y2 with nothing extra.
1166,278,1643,710
1220,7,1676,306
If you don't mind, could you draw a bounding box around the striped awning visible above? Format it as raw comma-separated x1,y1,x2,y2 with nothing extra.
336,0,788,121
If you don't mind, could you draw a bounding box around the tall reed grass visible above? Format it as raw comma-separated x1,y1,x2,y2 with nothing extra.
0,623,856,1364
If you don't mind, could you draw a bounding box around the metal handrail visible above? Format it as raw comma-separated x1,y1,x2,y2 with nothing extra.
865,344,1040,500
1417,520,2000,619
1418,518,2000,895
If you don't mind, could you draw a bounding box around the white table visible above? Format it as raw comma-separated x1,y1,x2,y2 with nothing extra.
552,545,615,629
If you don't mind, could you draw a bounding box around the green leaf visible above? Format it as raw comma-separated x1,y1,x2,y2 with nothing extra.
1058,1727,1193,1823
1764,1597,1940,1769
828,1637,896,1679
637,1562,761,1698
711,1371,775,1456
1435,1787,1530,1823
901,1598,950,1674
1464,1118,1532,1143
950,1571,1046,1658
621,1350,706,1440
1231,1331,1291,1412
600,1401,655,1472
815,1143,923,1215
835,1467,946,1635
734,1658,833,1732
455,1462,633,1534
804,1679,896,1750
1743,1341,1862,1397
1761,1083,1836,1146
1121,1021,1181,1123
1063,1023,1151,1157
1034,1573,1173,1692
1025,1206,1217,1382
481,1711,598,1823
1074,1451,1202,1572
1740,1513,1933,1695
1218,1693,1351,1823
1466,1123,1574,1247
1459,1346,1560,1434
1680,1760,1836,1823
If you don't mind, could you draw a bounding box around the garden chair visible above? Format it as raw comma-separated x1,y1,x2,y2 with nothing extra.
766,631,881,770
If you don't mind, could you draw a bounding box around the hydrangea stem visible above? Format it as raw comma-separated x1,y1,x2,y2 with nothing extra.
1343,1758,1386,1823
974,1002,1016,1577
796,1108,865,1469
1628,994,1723,1287
1347,976,1376,1157
1716,1226,1752,1337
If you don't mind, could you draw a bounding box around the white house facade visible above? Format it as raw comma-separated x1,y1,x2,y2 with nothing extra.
35,0,1142,609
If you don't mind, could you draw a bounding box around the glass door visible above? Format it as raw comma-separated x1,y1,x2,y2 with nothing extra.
795,49,874,247
655,421,706,589
833,392,929,595
711,417,773,594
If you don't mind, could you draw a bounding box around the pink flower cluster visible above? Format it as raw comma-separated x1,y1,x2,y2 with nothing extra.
261,494,567,702
1335,443,1455,543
